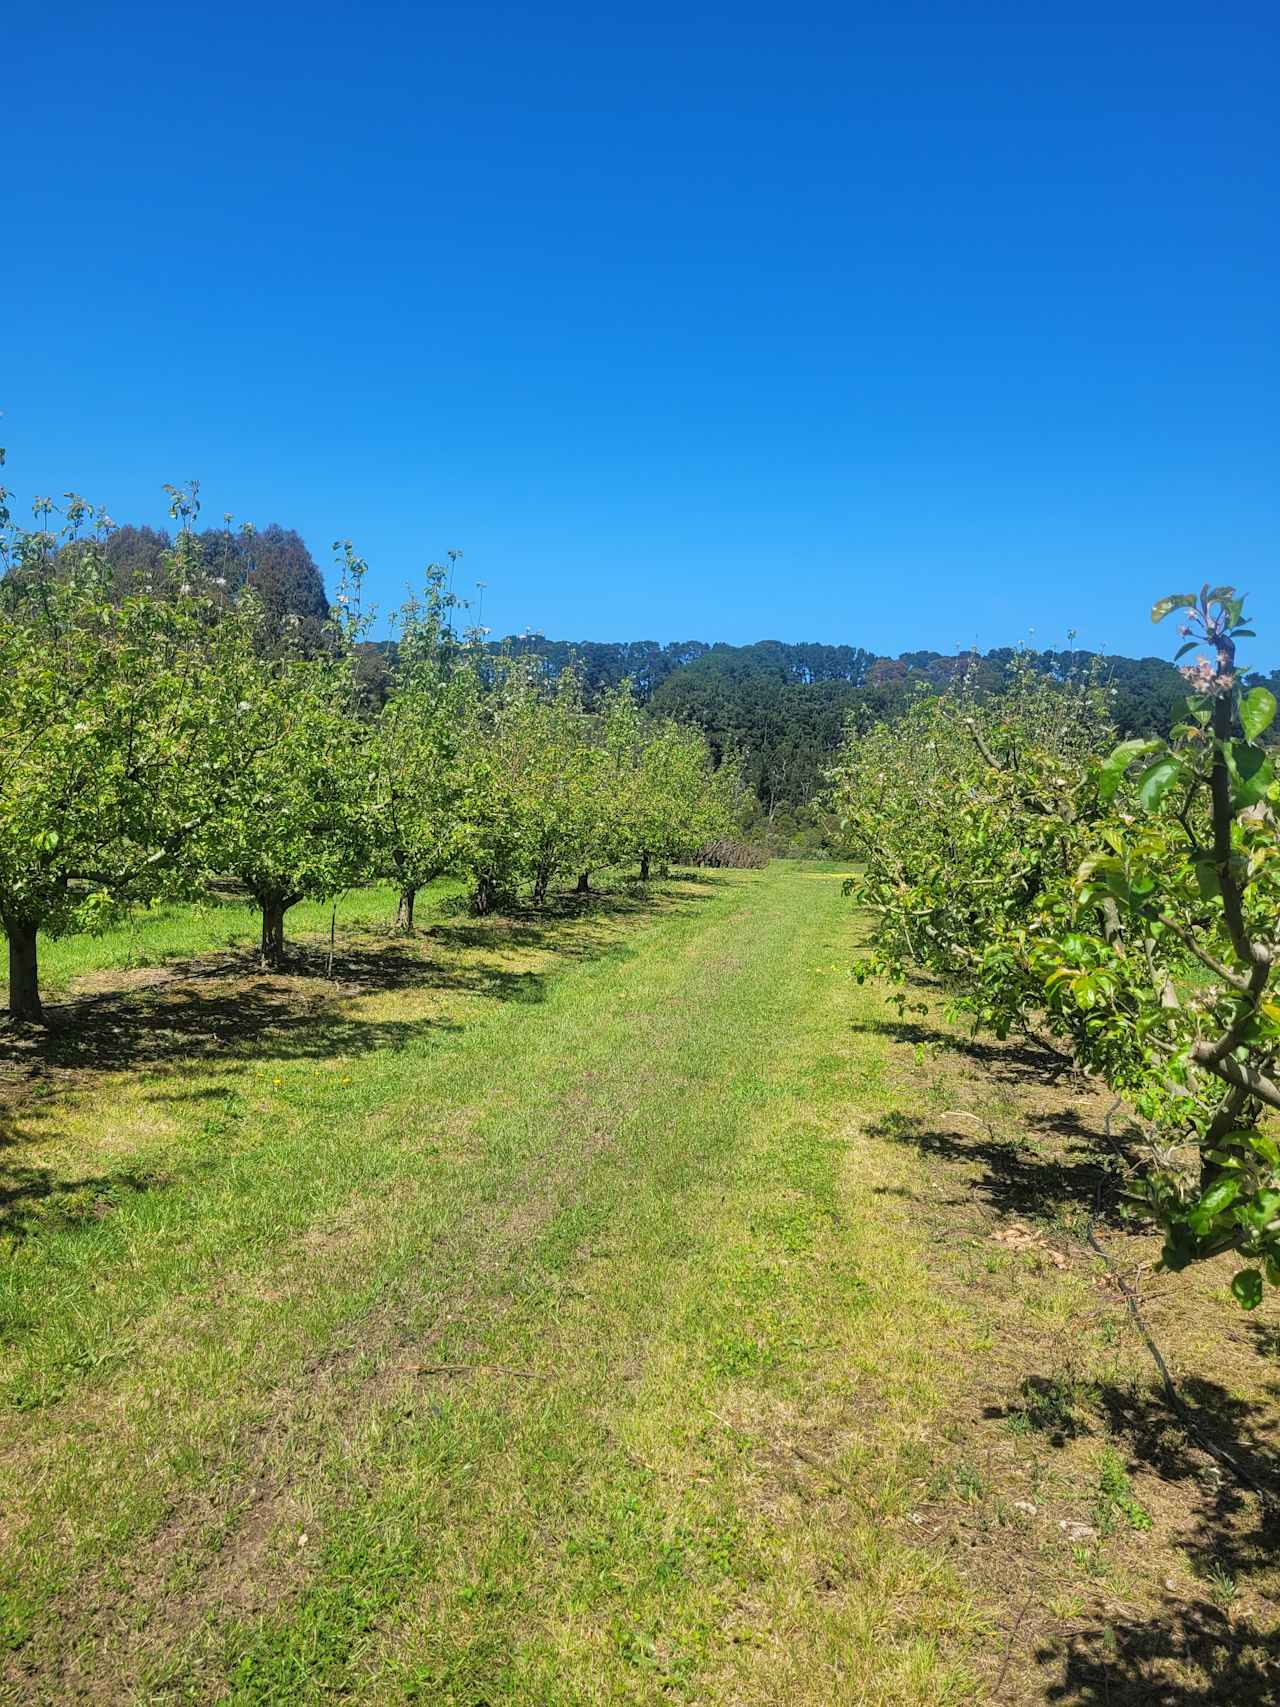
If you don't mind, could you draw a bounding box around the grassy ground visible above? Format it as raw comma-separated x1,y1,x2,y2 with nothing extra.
0,864,1276,1704
4,885,463,1003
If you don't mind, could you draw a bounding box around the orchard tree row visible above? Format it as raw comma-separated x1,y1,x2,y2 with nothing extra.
0,477,739,1022
831,588,1280,1308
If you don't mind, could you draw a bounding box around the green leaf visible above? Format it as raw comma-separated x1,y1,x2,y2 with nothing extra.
1136,756,1184,812
1240,686,1277,742
1152,593,1198,623
1246,1189,1280,1229
1197,1176,1240,1218
1193,860,1221,901
1098,738,1160,802
1227,742,1274,810
1231,1268,1264,1310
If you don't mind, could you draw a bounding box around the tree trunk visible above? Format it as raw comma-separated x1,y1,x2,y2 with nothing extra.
576,871,590,894
259,895,289,968
532,866,551,906
471,876,495,916
395,885,417,931
5,919,41,1022
639,851,651,882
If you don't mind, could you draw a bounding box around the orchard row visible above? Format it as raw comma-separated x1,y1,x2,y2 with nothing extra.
831,587,1280,1307
1,490,739,1021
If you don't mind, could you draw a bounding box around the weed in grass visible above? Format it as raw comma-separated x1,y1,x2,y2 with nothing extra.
706,1332,780,1379
1073,1543,1111,1580
1007,1371,1096,1442
1094,1446,1152,1536
1203,1563,1240,1608
1047,1591,1087,1620
954,1462,986,1503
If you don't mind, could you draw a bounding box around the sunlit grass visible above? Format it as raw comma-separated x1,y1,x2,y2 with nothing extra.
1,881,467,1001
0,865,999,1702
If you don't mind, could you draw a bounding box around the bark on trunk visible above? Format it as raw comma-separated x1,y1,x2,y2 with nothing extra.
259,896,289,968
471,876,495,916
5,919,41,1022
639,851,651,882
395,885,417,931
576,871,590,894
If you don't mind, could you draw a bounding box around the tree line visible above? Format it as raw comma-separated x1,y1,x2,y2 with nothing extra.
33,508,1280,822
831,590,1280,1308
0,474,738,1023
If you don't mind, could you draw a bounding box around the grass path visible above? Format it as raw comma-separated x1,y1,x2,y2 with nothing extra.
2,865,1276,1703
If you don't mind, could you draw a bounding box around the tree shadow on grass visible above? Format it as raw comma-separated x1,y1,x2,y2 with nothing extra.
424,881,711,953
1043,1602,1280,1705
869,1109,1136,1231
0,880,721,1085
1,973,459,1082
1037,1373,1280,1704
861,1015,1075,1085
0,1140,165,1243
859,1009,1280,1700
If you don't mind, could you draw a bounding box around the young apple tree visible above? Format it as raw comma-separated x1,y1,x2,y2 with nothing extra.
0,481,262,1020
195,546,374,965
371,567,477,930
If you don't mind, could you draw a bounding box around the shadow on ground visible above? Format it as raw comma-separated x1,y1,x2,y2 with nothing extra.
865,1008,1280,1702
869,1108,1135,1230
863,1014,1075,1084
0,882,719,1233
1042,1605,1280,1705
0,1110,166,1242
1039,1371,1280,1705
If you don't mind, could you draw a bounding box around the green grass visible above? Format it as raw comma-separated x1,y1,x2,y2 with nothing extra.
2,882,462,1002
2,864,1273,1703
1,865,993,1702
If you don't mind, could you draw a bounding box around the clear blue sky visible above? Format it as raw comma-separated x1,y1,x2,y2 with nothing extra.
6,1,1277,664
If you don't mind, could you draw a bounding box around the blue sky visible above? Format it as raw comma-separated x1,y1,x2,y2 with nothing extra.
5,1,1277,664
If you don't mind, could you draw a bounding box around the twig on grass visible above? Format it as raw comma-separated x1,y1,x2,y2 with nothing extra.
411,1362,542,1379
992,1581,1039,1697
1082,1222,1275,1513
789,1442,877,1512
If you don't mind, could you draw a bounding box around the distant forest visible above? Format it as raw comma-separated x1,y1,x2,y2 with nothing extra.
45,522,1280,820
482,634,1280,819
